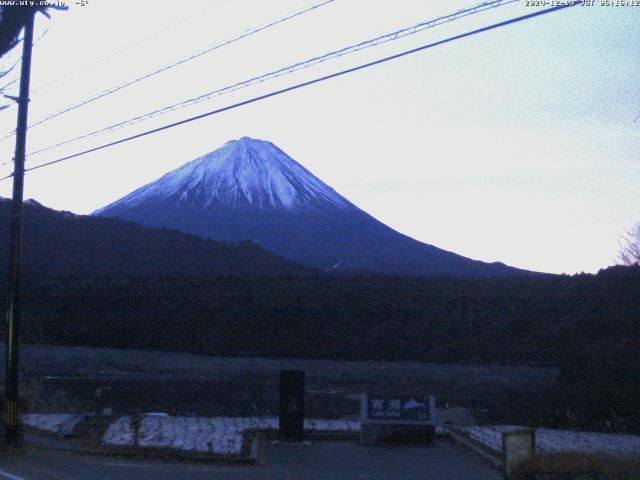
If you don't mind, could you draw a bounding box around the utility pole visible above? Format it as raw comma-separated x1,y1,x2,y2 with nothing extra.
4,10,35,447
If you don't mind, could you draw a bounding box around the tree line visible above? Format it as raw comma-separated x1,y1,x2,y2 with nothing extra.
3,264,639,432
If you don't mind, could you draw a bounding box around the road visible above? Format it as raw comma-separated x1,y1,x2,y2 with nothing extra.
0,440,500,480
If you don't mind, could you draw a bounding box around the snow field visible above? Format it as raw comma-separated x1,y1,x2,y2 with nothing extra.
103,415,244,455
458,425,640,457
25,412,637,459
102,415,361,456
21,413,92,436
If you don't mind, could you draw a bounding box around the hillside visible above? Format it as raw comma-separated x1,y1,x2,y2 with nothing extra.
0,198,312,284
95,137,536,278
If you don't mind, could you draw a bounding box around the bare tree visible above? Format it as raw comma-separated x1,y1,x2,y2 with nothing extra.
619,223,640,266
0,5,65,110
0,5,55,59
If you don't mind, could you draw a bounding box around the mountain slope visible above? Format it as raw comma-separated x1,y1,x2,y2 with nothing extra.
0,198,312,284
94,137,534,278
98,136,350,212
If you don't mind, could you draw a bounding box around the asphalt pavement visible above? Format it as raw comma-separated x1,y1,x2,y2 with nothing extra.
0,439,500,480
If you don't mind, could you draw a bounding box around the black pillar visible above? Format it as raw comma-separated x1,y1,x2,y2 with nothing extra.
4,10,35,447
279,369,304,441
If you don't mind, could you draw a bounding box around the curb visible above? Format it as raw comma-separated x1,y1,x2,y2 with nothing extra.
444,427,503,469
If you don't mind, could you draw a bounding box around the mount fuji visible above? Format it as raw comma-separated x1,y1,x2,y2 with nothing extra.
94,137,531,277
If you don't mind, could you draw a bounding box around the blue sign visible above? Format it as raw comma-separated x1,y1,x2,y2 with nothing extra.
366,395,432,422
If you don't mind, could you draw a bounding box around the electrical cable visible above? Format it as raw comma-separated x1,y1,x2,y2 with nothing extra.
0,2,577,183
24,0,519,158
0,25,50,95
28,2,221,96
0,0,336,140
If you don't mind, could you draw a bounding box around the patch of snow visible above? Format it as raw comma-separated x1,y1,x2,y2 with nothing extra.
457,425,640,457
102,415,243,455
102,415,361,456
21,413,93,436
303,418,361,432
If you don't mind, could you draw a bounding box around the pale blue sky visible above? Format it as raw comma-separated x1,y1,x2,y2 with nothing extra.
0,0,638,274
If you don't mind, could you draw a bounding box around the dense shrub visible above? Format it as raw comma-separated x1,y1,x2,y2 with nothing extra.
513,452,640,480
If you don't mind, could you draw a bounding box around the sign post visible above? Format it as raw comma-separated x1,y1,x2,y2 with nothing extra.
502,428,535,479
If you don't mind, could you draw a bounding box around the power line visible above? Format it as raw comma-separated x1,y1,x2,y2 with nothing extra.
0,2,577,183
0,25,50,95
24,0,519,158
27,2,221,96
0,0,336,140
0,56,24,84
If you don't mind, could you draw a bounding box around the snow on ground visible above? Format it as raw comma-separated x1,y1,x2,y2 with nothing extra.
102,415,243,455
304,418,361,432
102,415,361,456
457,425,640,457
21,413,93,436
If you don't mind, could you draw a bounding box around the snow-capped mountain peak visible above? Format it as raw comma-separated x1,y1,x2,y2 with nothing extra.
97,137,350,213
94,137,531,277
